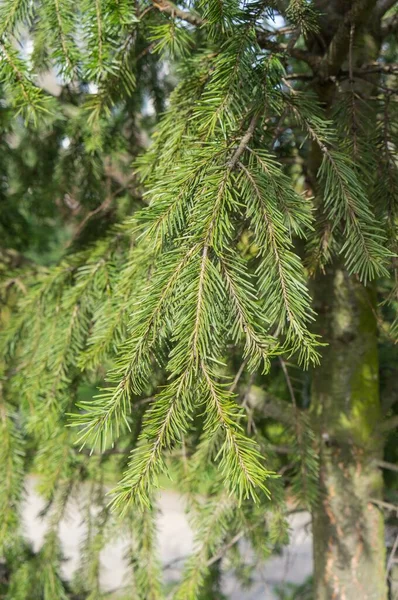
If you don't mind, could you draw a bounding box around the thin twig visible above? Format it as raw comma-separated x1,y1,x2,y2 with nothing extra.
279,358,297,409
370,497,398,513
151,0,203,26
206,530,245,566
228,113,259,169
284,73,314,80
230,359,248,393
376,459,398,473
256,34,321,70
353,63,398,75
71,195,113,242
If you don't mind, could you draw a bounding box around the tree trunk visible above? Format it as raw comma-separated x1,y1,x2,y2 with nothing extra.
311,266,387,599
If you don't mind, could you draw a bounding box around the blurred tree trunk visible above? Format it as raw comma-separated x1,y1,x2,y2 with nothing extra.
307,2,388,595
311,267,387,599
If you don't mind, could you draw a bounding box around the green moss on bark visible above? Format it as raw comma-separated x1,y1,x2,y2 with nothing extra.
311,267,387,600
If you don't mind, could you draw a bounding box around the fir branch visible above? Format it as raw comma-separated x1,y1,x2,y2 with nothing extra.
0,39,54,121
172,494,237,600
219,255,275,372
286,91,390,281
0,0,32,35
109,371,193,511
201,361,271,502
73,244,200,449
237,159,319,365
0,395,25,549
127,502,164,600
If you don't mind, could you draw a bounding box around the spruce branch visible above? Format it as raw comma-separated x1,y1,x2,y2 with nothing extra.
73,243,200,449
286,0,319,34
279,358,318,508
237,159,319,365
0,394,25,549
148,0,320,68
0,39,54,121
2,7,398,592
286,91,390,281
109,370,193,512
49,0,79,78
172,494,237,600
201,361,272,502
126,501,164,600
0,0,32,35
219,255,275,372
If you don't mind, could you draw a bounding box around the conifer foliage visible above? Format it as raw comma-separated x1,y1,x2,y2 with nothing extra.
0,0,397,597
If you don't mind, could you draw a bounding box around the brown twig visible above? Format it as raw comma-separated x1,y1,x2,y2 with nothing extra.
230,359,248,393
71,195,113,242
370,497,398,513
376,459,398,473
227,113,259,168
256,34,321,70
151,0,203,26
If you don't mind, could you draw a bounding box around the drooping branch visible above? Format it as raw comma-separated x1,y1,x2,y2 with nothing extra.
149,0,320,69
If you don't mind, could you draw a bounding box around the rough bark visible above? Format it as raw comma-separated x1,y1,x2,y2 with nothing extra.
311,267,387,600
306,1,389,594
